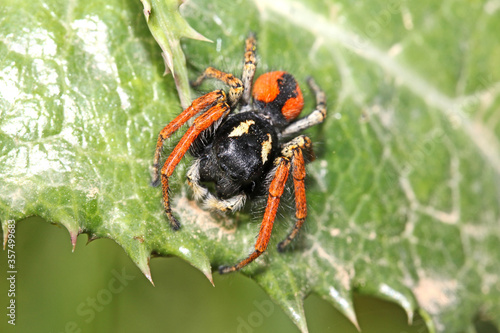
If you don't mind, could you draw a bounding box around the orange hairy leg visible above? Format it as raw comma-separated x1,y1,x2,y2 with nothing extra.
191,67,243,106
160,96,231,229
241,33,257,105
219,158,290,274
151,91,226,186
278,148,307,251
276,135,312,251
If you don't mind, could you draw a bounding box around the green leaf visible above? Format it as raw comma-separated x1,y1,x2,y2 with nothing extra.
1,0,499,332
140,0,210,109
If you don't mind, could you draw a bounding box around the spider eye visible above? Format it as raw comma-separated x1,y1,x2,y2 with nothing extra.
252,71,304,121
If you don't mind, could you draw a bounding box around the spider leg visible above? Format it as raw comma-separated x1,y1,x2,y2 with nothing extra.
152,91,226,186
219,157,290,274
277,135,312,251
161,97,231,230
241,33,257,106
187,159,247,212
280,77,327,137
191,67,243,106
204,194,246,212
186,159,209,200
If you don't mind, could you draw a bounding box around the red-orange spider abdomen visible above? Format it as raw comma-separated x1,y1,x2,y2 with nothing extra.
252,71,304,121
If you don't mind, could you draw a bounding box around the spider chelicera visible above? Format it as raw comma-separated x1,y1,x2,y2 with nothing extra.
151,33,327,274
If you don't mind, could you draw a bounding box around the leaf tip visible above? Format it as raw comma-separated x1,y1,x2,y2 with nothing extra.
145,270,155,286
283,299,309,333
322,284,359,330
140,257,155,286
335,295,360,330
347,309,361,332
406,308,415,326
205,270,214,286
377,283,417,326
140,0,152,21
70,231,78,252
183,29,212,43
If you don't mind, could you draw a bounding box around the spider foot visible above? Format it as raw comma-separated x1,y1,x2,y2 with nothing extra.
151,164,161,187
277,218,305,253
166,209,181,231
276,240,288,253
218,250,263,274
151,177,160,188
218,265,235,275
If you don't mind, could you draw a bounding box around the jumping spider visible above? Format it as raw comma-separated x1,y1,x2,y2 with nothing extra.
152,33,327,274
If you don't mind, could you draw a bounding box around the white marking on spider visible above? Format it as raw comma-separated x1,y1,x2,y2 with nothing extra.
228,119,255,137
261,133,273,164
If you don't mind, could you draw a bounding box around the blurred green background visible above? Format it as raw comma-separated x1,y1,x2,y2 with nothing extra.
0,216,429,333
